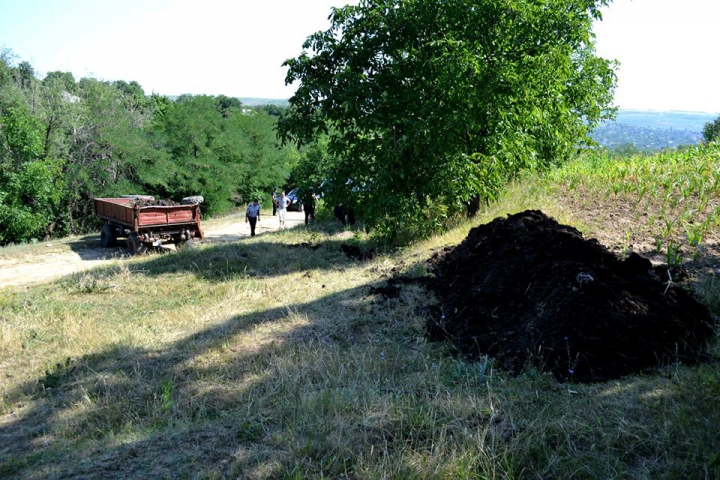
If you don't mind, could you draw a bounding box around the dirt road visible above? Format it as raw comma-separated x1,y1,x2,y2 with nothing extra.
0,211,306,289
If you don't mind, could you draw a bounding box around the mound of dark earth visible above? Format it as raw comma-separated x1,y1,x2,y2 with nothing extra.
129,198,179,207
426,210,715,383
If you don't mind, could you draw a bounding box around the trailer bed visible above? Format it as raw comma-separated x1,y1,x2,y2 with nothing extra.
94,197,204,254
94,197,200,228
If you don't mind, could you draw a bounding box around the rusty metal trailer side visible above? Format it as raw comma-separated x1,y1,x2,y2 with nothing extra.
94,197,204,254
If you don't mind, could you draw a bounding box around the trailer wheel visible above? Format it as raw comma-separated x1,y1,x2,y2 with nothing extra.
126,232,147,255
100,225,117,248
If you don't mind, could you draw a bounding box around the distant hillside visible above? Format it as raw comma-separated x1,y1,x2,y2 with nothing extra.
591,110,718,151
164,96,289,108
238,97,289,107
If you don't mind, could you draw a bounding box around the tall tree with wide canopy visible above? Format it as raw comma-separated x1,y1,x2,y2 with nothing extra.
279,0,617,238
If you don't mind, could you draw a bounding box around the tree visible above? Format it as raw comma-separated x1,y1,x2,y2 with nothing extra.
37,75,79,158
0,158,65,244
0,105,66,244
113,80,148,113
703,116,720,144
255,104,288,118
279,0,617,238
0,48,303,241
0,48,16,85
16,61,36,90
43,71,76,93
214,95,242,117
150,96,297,214
0,105,44,164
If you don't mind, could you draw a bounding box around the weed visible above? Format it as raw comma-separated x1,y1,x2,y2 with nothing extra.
666,241,683,269
563,336,579,380
160,379,174,413
696,274,720,315
236,420,264,442
40,357,74,390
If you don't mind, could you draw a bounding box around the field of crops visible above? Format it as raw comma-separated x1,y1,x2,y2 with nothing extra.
546,144,720,272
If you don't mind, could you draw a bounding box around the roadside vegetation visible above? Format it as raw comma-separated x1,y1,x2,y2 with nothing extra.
2,144,719,479
0,50,300,245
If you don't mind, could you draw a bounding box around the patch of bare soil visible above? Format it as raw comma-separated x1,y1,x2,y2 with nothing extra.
426,210,715,383
555,187,720,282
0,247,120,288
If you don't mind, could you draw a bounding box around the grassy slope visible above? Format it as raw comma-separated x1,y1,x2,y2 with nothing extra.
1,147,719,479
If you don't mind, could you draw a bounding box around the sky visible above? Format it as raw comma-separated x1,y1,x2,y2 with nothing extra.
593,0,720,113
1,0,719,113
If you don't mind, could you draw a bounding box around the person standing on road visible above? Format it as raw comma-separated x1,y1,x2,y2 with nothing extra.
334,204,347,226
245,198,261,237
272,188,278,216
275,191,291,229
302,190,317,225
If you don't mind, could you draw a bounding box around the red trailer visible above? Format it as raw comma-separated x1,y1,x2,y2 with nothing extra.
94,196,204,254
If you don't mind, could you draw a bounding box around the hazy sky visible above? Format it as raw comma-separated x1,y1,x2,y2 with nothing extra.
1,0,719,112
593,0,720,113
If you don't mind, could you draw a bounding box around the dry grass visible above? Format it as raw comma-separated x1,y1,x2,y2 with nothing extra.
1,173,719,479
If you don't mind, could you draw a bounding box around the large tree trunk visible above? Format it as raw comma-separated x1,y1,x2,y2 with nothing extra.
44,122,53,157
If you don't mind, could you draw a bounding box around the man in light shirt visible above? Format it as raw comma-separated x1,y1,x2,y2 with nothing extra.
245,198,261,236
275,191,291,229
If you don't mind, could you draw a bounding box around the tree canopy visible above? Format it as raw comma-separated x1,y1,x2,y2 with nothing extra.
279,0,617,238
0,50,298,244
703,116,720,144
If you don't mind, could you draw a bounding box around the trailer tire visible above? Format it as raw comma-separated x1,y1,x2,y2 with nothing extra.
126,232,147,255
100,225,117,248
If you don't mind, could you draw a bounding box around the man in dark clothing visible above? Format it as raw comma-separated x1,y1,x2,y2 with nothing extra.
334,205,347,226
302,191,317,225
245,198,261,236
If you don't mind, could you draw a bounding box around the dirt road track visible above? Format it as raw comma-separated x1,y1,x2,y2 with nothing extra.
0,211,306,289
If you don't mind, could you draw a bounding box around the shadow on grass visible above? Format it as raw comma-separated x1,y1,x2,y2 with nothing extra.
4,225,718,478
65,219,369,268
122,231,381,283
0,260,431,478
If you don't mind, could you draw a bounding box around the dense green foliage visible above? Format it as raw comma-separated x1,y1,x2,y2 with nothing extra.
703,115,720,144
279,0,617,239
0,50,297,244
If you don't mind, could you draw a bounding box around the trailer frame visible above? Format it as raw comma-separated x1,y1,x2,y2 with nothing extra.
94,197,204,254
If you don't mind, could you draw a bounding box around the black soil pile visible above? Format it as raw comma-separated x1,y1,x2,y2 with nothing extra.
130,198,179,207
426,210,715,382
